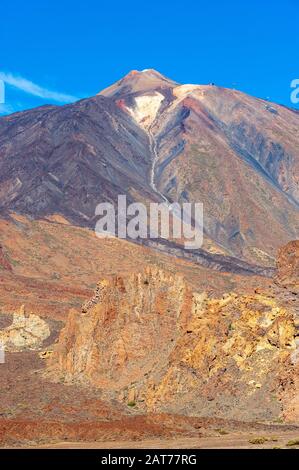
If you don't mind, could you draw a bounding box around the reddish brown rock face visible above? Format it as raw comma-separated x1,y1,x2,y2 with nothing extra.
0,245,12,271
51,267,194,390
276,240,299,293
50,265,298,423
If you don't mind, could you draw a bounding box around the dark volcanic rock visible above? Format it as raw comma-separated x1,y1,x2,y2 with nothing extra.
0,96,153,226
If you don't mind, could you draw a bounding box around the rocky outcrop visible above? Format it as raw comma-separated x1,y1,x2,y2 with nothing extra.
50,266,298,423
52,267,193,390
0,305,50,351
273,240,299,422
275,240,299,294
144,292,296,422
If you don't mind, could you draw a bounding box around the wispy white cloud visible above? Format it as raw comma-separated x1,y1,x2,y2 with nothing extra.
0,72,79,103
0,103,16,115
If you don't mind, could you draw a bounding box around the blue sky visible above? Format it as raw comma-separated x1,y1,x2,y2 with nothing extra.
1,0,298,114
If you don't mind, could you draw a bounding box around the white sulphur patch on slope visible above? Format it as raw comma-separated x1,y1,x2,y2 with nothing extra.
128,92,164,129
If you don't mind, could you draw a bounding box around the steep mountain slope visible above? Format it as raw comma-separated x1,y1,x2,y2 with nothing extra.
0,69,299,266
100,70,299,265
153,86,299,263
0,96,153,225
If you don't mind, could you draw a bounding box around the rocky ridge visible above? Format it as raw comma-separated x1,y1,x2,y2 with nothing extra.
50,250,299,423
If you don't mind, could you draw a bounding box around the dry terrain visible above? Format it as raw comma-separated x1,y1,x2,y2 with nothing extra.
0,70,299,448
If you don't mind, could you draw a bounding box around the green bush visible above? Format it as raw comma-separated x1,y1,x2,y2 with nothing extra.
127,401,136,407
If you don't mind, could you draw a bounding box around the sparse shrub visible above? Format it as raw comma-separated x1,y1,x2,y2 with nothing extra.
286,439,299,447
274,417,284,424
215,428,229,435
51,272,61,280
127,401,136,407
249,437,268,445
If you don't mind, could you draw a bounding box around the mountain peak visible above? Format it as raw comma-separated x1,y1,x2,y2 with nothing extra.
99,68,179,98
